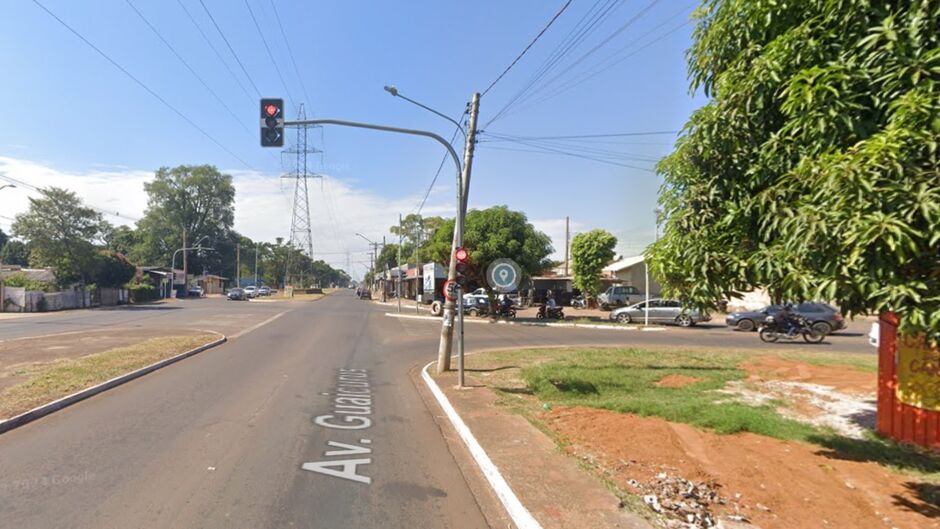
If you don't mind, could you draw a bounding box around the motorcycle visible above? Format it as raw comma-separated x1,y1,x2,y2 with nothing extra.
571,295,586,309
536,305,565,320
758,314,826,343
493,303,517,319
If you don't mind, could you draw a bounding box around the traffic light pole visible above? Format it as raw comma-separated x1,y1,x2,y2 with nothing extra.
283,98,477,376
452,93,479,380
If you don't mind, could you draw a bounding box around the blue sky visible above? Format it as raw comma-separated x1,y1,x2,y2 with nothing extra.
0,0,706,277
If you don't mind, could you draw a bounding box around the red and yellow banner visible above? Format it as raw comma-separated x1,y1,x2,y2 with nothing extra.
897,334,940,412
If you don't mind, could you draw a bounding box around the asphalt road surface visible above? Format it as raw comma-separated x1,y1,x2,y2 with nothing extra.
0,292,873,528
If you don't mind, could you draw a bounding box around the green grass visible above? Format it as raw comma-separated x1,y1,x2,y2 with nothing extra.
0,334,217,420
517,347,820,440
464,346,940,478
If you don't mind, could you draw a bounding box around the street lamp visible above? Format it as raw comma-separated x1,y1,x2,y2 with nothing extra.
0,184,16,192
356,233,378,291
384,86,466,140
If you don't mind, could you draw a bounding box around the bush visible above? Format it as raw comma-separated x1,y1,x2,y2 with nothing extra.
3,272,57,292
95,251,136,288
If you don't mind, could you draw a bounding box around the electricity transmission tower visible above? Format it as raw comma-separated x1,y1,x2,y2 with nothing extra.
282,103,321,286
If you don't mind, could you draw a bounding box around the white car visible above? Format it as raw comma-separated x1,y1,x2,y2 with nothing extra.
462,287,489,304
244,285,258,298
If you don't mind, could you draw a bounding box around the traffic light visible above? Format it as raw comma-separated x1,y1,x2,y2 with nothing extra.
454,247,471,288
260,98,284,147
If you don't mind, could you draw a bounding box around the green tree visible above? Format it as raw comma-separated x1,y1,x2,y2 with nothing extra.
0,240,30,267
135,165,235,273
11,187,107,284
0,228,7,250
650,0,940,336
571,229,617,303
95,250,137,288
103,224,139,257
389,214,446,262
428,206,554,301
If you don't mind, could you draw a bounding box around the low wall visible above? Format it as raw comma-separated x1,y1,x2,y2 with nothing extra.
1,286,127,312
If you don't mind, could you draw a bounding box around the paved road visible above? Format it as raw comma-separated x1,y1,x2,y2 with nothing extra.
0,292,874,528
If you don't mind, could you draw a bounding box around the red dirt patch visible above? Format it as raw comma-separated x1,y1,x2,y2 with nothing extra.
741,356,875,395
545,406,938,529
655,374,702,388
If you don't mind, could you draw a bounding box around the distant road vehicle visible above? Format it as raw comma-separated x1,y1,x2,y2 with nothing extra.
227,288,247,301
598,285,644,310
244,285,258,298
358,289,371,300
258,286,272,296
609,298,710,327
187,285,204,297
726,302,845,334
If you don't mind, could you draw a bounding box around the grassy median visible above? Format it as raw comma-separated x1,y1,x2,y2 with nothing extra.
465,347,939,477
0,334,217,420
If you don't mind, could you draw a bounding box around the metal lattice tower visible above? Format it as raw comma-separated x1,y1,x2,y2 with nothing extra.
282,104,321,286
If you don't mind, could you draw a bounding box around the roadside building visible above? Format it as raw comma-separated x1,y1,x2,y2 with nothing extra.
602,255,661,296
195,274,226,295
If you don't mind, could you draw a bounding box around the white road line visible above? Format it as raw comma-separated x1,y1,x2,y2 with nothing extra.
228,311,287,339
421,361,543,529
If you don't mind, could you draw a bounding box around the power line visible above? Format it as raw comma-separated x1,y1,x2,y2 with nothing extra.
269,0,312,106
0,173,142,222
485,130,679,139
198,0,262,97
479,141,656,172
415,122,463,215
124,0,255,140
28,0,256,170
175,0,254,104
243,0,295,108
485,0,625,127
480,0,573,97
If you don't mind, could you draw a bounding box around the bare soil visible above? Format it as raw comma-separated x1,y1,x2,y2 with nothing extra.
546,407,939,529
655,374,702,388
741,355,875,395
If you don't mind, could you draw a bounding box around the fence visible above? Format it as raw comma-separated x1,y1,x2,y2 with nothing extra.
1,286,128,313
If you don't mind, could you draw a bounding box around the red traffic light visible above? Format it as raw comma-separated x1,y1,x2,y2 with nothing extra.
264,103,279,117
454,247,469,262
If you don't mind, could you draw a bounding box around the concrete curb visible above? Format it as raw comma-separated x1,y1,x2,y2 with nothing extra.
421,361,543,529
385,312,668,332
0,333,227,435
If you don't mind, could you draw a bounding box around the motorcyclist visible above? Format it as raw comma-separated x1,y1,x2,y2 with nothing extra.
777,303,799,336
546,290,557,310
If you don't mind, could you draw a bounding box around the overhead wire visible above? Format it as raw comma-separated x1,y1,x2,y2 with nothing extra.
124,0,256,140
29,0,256,170
269,0,312,106
243,0,295,108
480,143,655,172
502,0,662,113
484,0,624,128
174,0,254,104
0,173,142,222
198,0,262,97
414,121,464,216
480,0,574,97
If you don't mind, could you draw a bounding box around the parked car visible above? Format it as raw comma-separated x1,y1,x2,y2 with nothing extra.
726,302,845,334
227,287,247,301
464,296,489,317
258,286,272,296
609,298,711,327
187,285,204,297
358,289,371,300
244,285,258,298
598,285,644,310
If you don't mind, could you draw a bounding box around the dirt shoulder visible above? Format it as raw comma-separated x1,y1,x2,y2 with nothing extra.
454,346,939,529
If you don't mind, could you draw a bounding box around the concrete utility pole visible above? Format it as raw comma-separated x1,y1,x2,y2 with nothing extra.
236,243,241,287
564,216,570,277
182,228,187,297
254,242,259,287
397,213,402,313
437,92,480,375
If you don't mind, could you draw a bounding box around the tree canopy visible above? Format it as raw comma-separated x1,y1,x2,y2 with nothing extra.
427,206,554,295
650,0,940,335
12,187,107,284
571,229,617,301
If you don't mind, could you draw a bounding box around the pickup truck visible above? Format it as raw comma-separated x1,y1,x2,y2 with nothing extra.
598,285,644,310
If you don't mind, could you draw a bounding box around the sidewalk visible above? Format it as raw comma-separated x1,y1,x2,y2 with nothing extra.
430,368,652,529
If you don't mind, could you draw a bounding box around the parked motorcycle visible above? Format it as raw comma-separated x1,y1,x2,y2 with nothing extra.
758,314,826,343
536,305,565,320
571,295,586,309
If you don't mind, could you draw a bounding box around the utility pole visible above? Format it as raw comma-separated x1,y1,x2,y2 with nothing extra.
382,236,388,302
181,228,187,297
254,242,259,287
236,243,241,287
397,213,403,313
564,216,570,277
437,92,480,376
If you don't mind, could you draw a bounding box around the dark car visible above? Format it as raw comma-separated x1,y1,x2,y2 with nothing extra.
358,289,372,300
726,302,845,333
227,287,247,301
